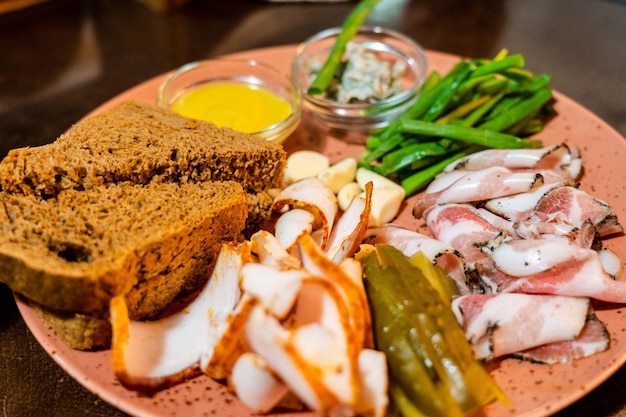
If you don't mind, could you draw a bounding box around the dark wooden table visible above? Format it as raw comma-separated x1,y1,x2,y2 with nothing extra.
1,0,625,416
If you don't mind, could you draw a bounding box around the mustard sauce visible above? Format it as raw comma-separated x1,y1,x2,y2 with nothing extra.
171,82,292,133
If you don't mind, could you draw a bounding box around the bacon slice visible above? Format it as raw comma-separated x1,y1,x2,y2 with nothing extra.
513,216,598,249
250,230,300,269
244,305,330,412
444,143,577,174
275,209,316,252
484,180,574,221
110,243,251,393
425,203,503,265
353,349,388,417
487,239,626,303
229,352,290,413
514,311,610,364
451,293,589,360
325,182,372,264
273,177,338,249
240,263,306,319
413,167,544,218
536,185,624,237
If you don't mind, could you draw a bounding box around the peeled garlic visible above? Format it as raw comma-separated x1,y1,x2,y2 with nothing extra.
317,158,358,194
284,150,330,184
337,182,363,211
355,167,405,196
364,186,404,227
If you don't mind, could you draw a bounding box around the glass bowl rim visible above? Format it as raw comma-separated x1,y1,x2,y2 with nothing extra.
157,58,302,139
292,25,428,111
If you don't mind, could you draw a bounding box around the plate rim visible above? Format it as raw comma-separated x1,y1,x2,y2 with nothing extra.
14,43,626,417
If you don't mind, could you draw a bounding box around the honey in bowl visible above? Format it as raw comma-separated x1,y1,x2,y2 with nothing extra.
171,82,293,133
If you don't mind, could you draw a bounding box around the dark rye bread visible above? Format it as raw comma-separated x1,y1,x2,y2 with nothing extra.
0,100,286,197
0,101,283,350
0,181,248,318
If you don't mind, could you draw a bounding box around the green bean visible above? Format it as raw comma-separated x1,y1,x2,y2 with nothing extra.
517,118,545,135
501,67,536,82
470,53,525,78
435,94,493,125
397,119,543,149
400,70,442,121
456,74,494,98
421,63,473,122
488,93,524,117
479,87,552,131
400,147,479,195
307,0,381,96
365,134,382,151
380,139,461,175
361,131,405,164
477,77,518,95
461,92,504,127
516,72,552,93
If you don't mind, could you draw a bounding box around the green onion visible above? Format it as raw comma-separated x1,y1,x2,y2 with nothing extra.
306,0,381,96
397,119,543,149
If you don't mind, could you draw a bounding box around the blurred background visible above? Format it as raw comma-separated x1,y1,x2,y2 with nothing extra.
1,0,624,161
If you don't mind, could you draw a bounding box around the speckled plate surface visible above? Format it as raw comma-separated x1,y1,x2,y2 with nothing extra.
15,45,626,417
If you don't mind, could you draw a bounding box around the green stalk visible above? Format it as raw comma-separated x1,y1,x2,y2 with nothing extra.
461,92,504,127
399,70,443,121
365,134,381,151
502,67,536,82
381,139,460,175
435,94,493,125
307,0,381,96
492,48,509,61
518,118,545,135
397,119,543,149
489,94,524,117
470,53,525,78
478,87,553,131
477,77,518,95
361,130,405,164
456,74,494,97
401,147,479,195
515,72,552,93
421,63,473,122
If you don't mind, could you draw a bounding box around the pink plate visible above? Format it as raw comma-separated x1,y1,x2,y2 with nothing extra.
15,45,626,417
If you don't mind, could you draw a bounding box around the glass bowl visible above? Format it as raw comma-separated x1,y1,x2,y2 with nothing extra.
291,26,428,132
157,59,302,145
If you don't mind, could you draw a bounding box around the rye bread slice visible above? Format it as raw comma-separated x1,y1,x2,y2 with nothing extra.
0,100,286,197
0,180,248,316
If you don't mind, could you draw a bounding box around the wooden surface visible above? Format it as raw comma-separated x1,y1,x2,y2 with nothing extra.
1,0,625,416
